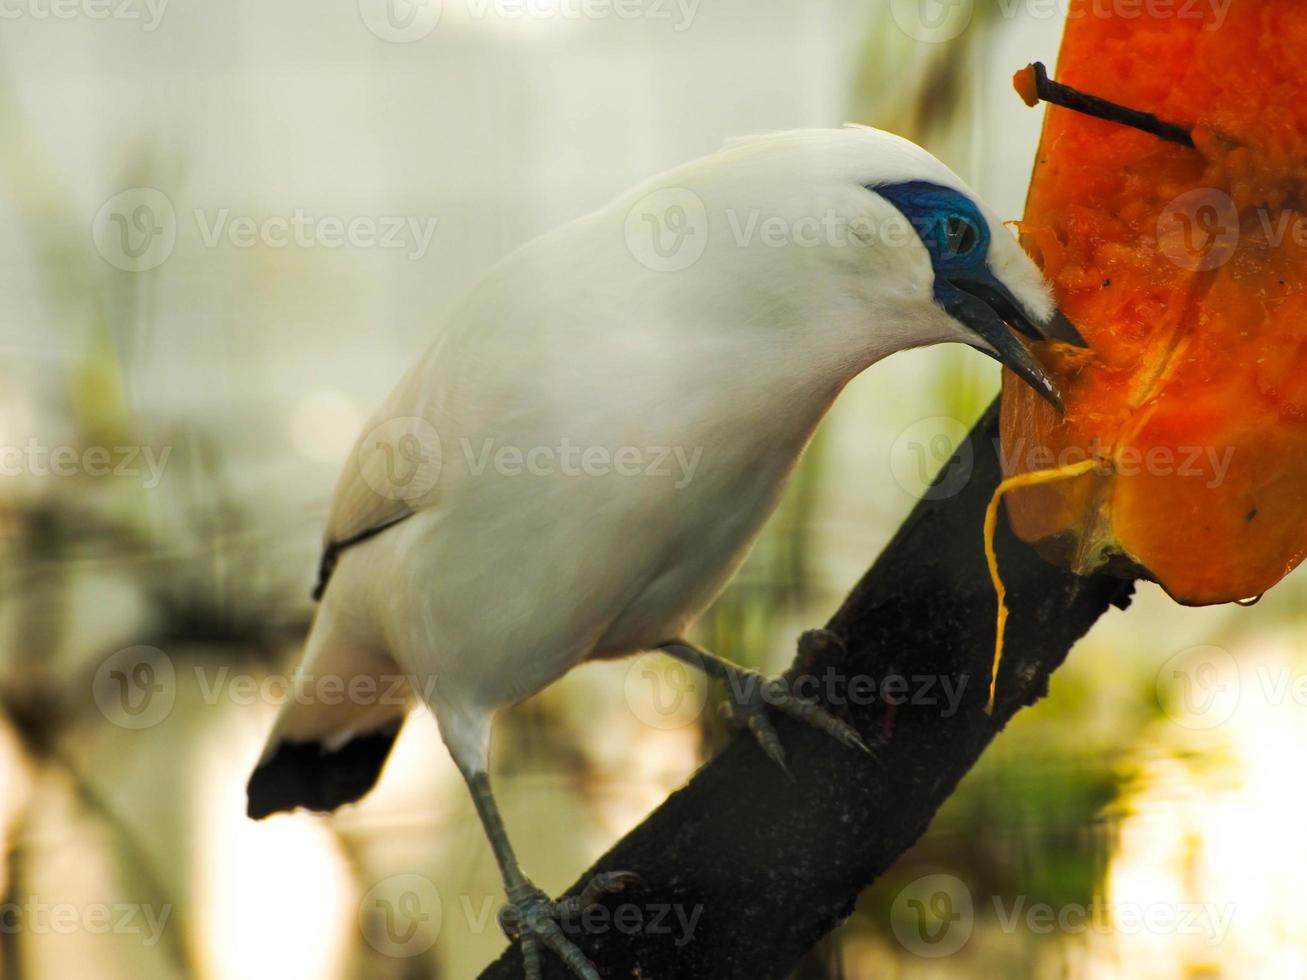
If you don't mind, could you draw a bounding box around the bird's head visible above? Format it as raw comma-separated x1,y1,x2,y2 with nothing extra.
870,176,1084,410
646,128,1084,409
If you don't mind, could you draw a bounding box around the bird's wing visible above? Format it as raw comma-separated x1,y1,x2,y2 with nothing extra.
313,359,447,599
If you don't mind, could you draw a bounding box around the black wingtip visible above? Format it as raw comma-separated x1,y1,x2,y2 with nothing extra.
246,725,402,820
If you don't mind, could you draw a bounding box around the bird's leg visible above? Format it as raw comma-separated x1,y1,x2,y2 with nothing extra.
659,635,873,775
462,770,638,980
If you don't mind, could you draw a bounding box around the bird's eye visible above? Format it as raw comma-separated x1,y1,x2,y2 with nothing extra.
944,214,980,257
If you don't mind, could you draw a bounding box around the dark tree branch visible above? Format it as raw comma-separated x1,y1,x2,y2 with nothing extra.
480,398,1135,979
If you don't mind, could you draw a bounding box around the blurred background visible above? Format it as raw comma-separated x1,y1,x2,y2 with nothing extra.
0,0,1302,977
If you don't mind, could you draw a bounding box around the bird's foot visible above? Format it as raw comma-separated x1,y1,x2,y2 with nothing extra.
663,632,873,775
717,665,872,775
498,871,640,980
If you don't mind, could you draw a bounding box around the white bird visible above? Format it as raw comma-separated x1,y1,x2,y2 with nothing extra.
247,126,1081,979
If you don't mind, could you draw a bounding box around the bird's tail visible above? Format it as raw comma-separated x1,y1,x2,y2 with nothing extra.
246,615,415,820
246,723,403,819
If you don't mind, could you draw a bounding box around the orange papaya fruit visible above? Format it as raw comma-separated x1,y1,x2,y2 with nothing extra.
1000,0,1307,606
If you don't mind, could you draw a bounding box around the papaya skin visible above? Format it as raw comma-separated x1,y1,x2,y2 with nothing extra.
1000,0,1307,606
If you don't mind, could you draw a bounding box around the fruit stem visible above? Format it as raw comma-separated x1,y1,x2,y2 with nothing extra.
1022,62,1195,149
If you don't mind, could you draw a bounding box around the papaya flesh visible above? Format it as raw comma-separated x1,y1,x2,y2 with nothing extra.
1000,0,1307,606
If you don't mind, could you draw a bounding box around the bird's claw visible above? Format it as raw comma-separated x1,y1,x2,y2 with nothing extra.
555,870,643,920
499,871,640,980
718,667,873,774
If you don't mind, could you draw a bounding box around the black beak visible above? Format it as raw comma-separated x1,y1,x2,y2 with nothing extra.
943,274,1087,412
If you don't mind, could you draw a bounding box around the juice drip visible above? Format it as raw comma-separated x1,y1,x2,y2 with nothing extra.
984,458,1100,713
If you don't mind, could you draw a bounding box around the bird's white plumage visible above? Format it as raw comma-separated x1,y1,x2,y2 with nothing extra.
264,126,1056,773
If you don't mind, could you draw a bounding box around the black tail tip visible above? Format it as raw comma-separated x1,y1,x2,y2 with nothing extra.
246,725,401,820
